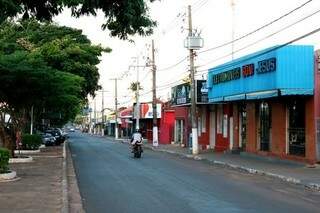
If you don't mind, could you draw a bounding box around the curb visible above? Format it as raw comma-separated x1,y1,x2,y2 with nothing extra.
146,146,320,192
14,149,40,154
61,141,68,213
0,170,17,181
9,156,33,163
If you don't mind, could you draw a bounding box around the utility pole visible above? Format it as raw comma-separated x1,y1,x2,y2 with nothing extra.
186,5,202,155
101,90,105,136
110,78,120,139
151,40,158,147
136,57,140,132
30,105,34,135
94,97,96,134
130,57,146,132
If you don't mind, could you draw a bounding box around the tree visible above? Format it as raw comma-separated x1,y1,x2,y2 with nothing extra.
0,0,157,40
0,20,107,155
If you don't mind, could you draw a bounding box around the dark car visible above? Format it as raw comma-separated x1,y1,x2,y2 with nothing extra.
41,133,56,146
45,129,65,145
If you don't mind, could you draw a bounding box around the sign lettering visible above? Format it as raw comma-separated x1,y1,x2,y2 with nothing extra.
212,57,277,85
213,67,241,85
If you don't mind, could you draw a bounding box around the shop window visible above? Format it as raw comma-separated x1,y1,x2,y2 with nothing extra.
288,100,305,156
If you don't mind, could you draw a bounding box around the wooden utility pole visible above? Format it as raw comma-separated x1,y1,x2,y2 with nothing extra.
151,40,158,147
110,78,119,139
188,5,199,155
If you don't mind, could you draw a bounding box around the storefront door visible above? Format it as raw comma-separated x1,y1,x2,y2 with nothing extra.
288,100,305,156
175,119,184,145
239,103,247,150
259,102,271,151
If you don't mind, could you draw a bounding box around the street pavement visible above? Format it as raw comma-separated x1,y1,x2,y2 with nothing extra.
69,132,320,213
142,143,320,190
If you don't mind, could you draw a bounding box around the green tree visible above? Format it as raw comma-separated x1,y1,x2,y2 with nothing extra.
0,20,107,155
0,0,157,40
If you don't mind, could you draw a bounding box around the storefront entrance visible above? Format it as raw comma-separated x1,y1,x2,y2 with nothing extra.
288,100,305,156
259,102,271,151
239,103,247,150
175,120,184,145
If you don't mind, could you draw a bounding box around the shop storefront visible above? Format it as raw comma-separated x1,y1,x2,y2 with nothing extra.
132,102,162,142
207,45,318,163
119,107,133,138
171,80,210,149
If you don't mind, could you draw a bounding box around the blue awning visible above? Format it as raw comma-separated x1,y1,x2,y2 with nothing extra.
246,90,278,100
280,88,313,96
224,94,246,101
209,97,223,103
209,88,313,103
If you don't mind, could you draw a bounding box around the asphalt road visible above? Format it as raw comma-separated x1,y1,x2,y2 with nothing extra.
68,132,320,213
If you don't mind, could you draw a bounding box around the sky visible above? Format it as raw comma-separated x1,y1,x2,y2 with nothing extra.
53,0,320,112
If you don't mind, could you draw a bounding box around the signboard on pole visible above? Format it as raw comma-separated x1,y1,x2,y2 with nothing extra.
171,80,208,106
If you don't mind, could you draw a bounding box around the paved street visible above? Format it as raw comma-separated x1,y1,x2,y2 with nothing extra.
69,132,320,213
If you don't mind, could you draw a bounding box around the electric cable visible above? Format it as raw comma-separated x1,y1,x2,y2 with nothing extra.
155,0,313,73
198,0,313,55
197,8,320,69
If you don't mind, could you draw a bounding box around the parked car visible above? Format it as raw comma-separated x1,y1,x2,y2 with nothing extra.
41,133,56,146
45,129,64,145
58,128,68,140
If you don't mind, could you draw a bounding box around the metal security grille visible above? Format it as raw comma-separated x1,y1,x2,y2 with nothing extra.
288,100,305,156
259,102,271,151
288,127,305,156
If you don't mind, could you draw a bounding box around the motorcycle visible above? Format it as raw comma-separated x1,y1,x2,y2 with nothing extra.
132,143,143,158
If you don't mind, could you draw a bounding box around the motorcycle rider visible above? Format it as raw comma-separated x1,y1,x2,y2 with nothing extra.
131,129,143,152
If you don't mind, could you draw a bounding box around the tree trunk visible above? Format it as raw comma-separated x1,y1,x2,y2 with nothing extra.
0,125,15,157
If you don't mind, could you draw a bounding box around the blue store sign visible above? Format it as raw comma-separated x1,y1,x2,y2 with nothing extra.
207,45,314,102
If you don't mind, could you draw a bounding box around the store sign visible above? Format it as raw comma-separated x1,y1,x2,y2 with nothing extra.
212,57,277,85
213,67,241,84
196,80,208,103
171,83,191,105
133,103,162,119
171,80,208,105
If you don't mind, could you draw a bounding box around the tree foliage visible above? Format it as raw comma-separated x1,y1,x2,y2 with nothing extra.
0,0,157,40
0,20,109,153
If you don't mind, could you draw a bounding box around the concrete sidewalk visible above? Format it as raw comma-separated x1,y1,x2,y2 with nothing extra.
0,143,84,213
141,143,320,191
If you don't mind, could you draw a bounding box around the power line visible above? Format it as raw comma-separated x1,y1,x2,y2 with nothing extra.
198,0,313,55
199,26,320,74
157,56,188,72
155,0,313,73
193,0,209,13
197,8,320,69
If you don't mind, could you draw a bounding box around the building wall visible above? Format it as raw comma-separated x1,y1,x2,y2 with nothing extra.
214,104,232,151
305,98,316,163
314,51,320,161
159,110,175,144
246,102,258,153
270,101,286,155
198,106,210,149
174,107,190,146
244,99,316,163
232,104,239,149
